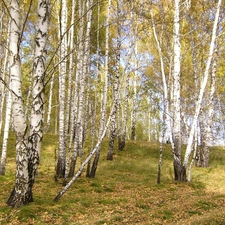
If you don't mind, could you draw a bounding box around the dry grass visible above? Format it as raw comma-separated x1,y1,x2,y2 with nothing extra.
0,134,225,224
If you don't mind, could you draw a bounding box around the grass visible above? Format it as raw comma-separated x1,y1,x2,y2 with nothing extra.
0,134,225,224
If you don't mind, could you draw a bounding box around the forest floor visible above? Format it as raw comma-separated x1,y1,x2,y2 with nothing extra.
0,134,225,224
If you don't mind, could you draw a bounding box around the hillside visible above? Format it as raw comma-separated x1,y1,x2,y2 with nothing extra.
0,134,225,224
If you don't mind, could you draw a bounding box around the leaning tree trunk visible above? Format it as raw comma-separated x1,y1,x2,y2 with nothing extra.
7,0,31,207
183,0,221,175
54,92,118,201
197,51,217,167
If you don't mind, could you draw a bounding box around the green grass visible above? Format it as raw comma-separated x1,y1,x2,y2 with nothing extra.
0,134,225,224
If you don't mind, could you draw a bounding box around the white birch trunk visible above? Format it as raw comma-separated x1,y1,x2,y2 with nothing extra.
119,71,129,151
131,40,138,141
54,88,120,201
28,0,50,189
172,0,186,181
69,0,85,177
107,0,121,160
0,23,10,133
7,0,30,207
183,0,222,169
0,91,12,175
197,52,217,169
89,0,110,177
45,73,54,132
64,0,76,183
151,11,171,144
65,0,76,137
57,0,67,178
77,0,93,158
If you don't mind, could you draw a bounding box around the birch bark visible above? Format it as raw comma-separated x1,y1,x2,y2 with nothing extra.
55,92,119,201
0,22,10,133
89,0,111,177
64,0,76,183
197,52,217,168
65,0,76,137
28,0,50,191
183,0,221,169
7,0,30,206
56,0,67,178
107,0,121,160
0,91,12,175
172,0,186,181
45,73,54,132
131,40,138,141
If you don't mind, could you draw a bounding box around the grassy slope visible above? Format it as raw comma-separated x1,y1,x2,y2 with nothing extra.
0,134,225,224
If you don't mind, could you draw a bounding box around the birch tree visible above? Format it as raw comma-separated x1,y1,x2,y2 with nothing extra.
7,0,50,207
7,0,30,206
107,0,121,160
183,0,222,177
171,0,186,181
27,0,50,192
68,0,85,177
0,90,12,175
0,20,12,174
56,0,67,178
130,43,138,141
89,0,111,177
197,52,217,167
45,73,54,132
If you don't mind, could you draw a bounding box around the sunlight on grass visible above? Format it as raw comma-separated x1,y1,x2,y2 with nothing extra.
1,135,225,224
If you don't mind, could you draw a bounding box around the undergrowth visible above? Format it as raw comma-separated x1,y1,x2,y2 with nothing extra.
0,134,225,224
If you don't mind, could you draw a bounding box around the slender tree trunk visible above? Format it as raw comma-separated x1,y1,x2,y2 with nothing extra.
65,0,76,137
131,40,138,141
0,22,10,134
68,0,86,177
77,0,92,158
55,94,118,202
107,0,121,160
45,73,54,132
172,0,186,181
183,0,221,170
86,0,99,177
151,11,171,144
89,0,111,177
0,91,12,175
119,72,129,151
63,0,76,184
56,0,67,178
197,51,217,167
